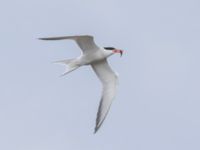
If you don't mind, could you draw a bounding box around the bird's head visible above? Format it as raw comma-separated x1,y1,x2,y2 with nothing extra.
104,47,124,57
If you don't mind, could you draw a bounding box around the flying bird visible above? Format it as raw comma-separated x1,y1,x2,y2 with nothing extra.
39,35,123,133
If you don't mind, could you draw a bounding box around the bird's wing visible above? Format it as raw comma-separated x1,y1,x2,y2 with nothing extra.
91,59,118,133
39,35,99,54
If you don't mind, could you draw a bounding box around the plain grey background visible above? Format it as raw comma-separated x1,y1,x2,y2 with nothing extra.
1,0,200,149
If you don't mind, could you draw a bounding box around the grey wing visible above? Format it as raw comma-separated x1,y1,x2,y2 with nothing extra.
91,59,118,133
39,35,99,54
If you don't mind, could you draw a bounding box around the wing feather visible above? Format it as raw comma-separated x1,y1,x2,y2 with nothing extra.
39,35,99,53
91,59,118,133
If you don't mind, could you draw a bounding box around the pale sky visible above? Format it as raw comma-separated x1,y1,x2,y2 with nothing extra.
1,0,200,150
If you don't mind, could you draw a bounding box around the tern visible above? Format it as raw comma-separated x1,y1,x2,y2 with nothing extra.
39,35,123,133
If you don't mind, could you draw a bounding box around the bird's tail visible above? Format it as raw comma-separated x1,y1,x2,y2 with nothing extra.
53,58,79,76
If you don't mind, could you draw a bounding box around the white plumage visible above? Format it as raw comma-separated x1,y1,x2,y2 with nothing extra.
39,35,123,133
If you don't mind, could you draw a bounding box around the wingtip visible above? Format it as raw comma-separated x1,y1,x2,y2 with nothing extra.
38,38,46,40
94,124,101,134
94,127,99,134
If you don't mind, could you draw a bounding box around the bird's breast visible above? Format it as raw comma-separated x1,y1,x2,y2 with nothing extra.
80,51,107,65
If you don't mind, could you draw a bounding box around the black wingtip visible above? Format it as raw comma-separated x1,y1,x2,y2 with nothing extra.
94,124,102,134
38,38,46,40
94,127,99,134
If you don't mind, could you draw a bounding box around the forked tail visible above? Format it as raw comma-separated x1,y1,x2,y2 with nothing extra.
53,58,79,76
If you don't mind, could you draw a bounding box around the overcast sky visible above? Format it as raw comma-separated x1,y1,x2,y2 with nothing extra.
1,0,200,150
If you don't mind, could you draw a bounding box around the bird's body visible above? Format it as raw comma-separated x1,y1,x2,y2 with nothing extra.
39,35,123,133
75,48,113,66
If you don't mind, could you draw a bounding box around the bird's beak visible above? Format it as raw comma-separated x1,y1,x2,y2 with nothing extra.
113,49,124,57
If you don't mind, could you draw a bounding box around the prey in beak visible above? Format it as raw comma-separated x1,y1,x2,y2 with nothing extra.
104,47,124,57
113,49,123,57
